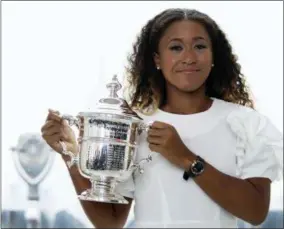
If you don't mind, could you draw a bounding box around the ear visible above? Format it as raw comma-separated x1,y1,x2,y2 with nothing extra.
153,52,160,69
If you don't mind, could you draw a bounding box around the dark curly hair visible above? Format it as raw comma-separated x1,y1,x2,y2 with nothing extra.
124,8,254,114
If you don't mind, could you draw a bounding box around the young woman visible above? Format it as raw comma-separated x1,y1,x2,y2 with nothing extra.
41,8,283,228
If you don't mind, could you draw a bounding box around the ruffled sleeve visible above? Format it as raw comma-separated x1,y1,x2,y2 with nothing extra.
227,107,283,182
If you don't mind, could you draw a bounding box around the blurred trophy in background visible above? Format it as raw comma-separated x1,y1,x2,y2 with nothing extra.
10,133,55,228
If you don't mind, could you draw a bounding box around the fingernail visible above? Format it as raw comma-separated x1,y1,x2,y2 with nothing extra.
62,120,69,126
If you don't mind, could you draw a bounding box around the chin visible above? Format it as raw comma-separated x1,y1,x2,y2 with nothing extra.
177,83,203,93
167,78,206,93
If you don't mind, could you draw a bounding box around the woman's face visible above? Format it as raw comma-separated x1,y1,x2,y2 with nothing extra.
154,20,213,93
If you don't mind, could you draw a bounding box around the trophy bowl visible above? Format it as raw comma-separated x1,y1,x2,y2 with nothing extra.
60,75,152,204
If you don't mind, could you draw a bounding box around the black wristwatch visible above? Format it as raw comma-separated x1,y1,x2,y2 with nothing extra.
183,156,206,180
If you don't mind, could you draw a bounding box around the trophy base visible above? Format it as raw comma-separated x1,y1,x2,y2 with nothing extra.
78,189,129,204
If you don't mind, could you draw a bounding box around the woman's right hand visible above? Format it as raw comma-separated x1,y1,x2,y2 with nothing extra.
41,109,78,155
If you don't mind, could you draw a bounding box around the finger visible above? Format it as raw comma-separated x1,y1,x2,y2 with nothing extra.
46,109,58,121
151,121,170,129
42,125,61,136
41,120,60,132
147,136,162,145
148,128,165,137
44,133,70,153
149,143,161,153
47,140,63,153
46,110,62,122
48,108,60,114
43,132,61,144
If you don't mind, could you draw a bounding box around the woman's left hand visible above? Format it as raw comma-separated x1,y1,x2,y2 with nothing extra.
147,121,193,169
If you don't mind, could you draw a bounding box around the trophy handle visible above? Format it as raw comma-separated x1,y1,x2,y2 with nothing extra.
137,121,153,134
59,114,80,168
59,141,78,168
132,121,155,174
61,114,80,129
131,154,153,174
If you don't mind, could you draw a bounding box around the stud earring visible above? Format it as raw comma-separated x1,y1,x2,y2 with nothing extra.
157,66,160,70
212,64,214,67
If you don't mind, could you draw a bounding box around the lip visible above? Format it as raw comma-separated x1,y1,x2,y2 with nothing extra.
177,69,201,73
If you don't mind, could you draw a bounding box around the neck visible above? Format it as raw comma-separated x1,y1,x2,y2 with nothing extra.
161,84,212,115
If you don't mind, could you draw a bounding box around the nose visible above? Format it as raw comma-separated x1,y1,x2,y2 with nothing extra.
182,50,197,65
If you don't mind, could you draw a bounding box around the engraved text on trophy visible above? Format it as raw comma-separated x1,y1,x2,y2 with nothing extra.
88,119,129,140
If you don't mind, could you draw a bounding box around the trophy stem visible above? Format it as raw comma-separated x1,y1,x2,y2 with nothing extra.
78,176,128,204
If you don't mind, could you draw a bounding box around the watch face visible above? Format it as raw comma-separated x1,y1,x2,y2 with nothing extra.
191,161,204,175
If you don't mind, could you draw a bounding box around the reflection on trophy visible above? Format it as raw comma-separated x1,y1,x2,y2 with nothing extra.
60,75,153,204
10,133,55,228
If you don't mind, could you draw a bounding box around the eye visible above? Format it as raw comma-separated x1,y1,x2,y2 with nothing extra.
169,45,183,52
194,44,207,50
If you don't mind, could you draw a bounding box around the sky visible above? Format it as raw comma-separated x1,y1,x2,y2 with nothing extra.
2,1,283,226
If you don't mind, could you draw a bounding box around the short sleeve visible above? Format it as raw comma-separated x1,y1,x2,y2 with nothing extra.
227,107,283,182
115,174,135,199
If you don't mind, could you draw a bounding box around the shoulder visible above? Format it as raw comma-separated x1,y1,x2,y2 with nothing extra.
215,98,282,151
223,100,282,139
219,100,283,182
213,98,270,131
217,99,283,146
213,98,252,115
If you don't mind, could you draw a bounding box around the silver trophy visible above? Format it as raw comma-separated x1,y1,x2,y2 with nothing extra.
10,133,55,228
60,75,153,204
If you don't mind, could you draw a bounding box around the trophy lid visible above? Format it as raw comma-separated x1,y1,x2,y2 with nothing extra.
89,75,142,120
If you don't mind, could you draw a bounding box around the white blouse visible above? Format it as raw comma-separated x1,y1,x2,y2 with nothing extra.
116,98,283,228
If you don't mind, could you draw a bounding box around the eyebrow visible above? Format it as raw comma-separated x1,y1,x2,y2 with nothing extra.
168,36,207,43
